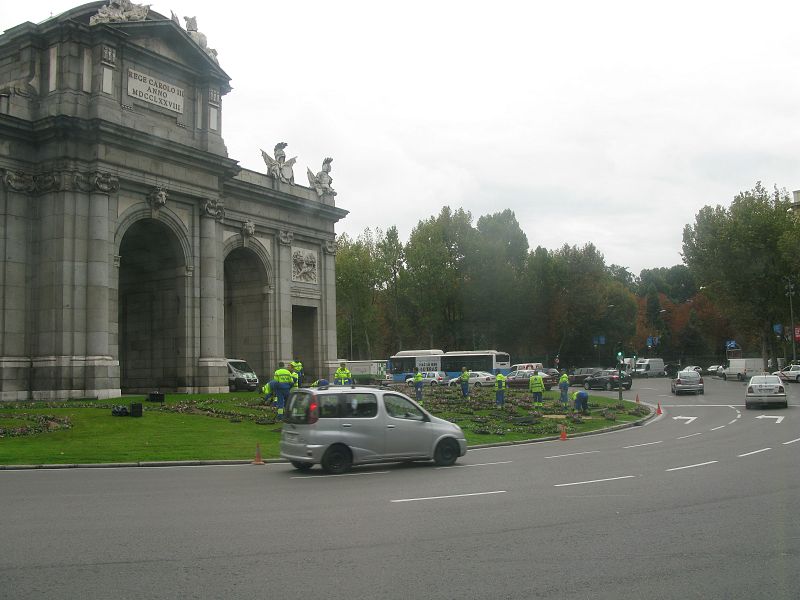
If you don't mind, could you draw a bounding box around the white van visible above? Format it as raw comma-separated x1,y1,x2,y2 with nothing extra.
722,358,765,381
634,358,665,377
226,358,259,391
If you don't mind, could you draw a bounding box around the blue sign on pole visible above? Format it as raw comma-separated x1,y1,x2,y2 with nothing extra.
646,336,653,347
773,324,783,335
592,336,599,345
599,336,606,346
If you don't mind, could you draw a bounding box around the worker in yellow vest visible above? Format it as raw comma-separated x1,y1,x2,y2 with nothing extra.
273,362,294,420
494,372,507,407
334,362,352,386
529,371,545,409
413,367,424,404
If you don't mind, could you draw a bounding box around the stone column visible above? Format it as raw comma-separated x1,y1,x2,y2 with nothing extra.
0,171,34,400
77,171,120,399
277,230,294,364
322,239,338,372
197,198,226,391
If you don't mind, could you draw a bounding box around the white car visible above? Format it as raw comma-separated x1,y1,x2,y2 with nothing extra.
745,375,787,409
773,364,800,383
447,371,495,387
684,365,702,374
706,365,723,375
405,371,448,386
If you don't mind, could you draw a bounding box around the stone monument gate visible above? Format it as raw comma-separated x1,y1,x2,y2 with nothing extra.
0,2,347,400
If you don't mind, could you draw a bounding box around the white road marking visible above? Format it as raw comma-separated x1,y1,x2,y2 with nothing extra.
738,448,771,458
291,471,390,479
666,461,718,472
623,441,663,449
677,432,703,439
391,490,506,503
554,475,637,487
711,426,725,431
783,437,800,445
545,451,601,459
727,420,738,425
436,461,512,469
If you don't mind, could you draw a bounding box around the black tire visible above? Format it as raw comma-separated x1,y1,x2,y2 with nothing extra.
290,461,313,471
699,389,705,395
605,382,612,391
430,381,438,386
795,375,800,383
744,401,752,410
722,373,727,381
784,401,789,408
584,382,591,390
474,382,482,388
737,373,743,382
433,438,460,466
624,384,632,391
321,445,352,475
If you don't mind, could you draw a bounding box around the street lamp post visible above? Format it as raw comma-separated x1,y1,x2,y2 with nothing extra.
786,280,797,364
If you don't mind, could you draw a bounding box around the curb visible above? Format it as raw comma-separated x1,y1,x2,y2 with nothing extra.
0,405,655,471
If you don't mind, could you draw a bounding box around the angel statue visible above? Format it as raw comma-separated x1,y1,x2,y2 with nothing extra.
307,157,336,198
261,143,296,185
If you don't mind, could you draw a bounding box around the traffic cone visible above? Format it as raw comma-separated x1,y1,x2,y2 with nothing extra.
635,393,640,404
656,402,662,415
560,424,568,441
252,443,264,465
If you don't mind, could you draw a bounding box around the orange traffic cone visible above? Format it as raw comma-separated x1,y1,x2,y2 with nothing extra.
656,402,662,415
252,443,264,465
560,424,568,441
635,393,640,404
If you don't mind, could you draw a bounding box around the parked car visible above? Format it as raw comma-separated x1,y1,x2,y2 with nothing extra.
405,371,448,386
447,370,495,387
773,364,800,383
569,367,602,386
684,365,703,374
583,369,632,391
281,386,467,473
745,375,787,409
505,369,557,390
706,365,723,375
671,370,704,395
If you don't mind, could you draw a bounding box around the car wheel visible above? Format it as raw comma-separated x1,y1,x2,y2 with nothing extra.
584,382,590,390
430,381,438,386
795,375,800,383
321,445,352,475
605,382,611,391
744,401,751,410
625,384,631,390
290,461,313,472
737,373,743,382
722,373,727,381
433,438,460,466
699,389,704,395
784,401,789,408
474,382,482,388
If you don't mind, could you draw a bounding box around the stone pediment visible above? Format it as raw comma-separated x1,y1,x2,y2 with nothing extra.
51,2,230,89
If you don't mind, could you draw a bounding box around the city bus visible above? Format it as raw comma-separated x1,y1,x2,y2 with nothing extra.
387,349,511,382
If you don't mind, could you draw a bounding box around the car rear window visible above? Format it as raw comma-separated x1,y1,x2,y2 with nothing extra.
285,391,312,424
678,371,700,380
285,392,378,423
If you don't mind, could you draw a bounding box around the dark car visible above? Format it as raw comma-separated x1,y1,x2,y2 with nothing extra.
569,367,603,386
505,370,557,391
583,369,632,391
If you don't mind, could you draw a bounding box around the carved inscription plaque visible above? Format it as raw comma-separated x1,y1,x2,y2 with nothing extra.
127,69,184,113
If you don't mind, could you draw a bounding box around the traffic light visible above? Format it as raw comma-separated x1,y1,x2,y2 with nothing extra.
616,342,623,363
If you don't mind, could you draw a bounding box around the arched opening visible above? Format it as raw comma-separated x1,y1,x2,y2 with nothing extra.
224,247,270,382
118,219,186,392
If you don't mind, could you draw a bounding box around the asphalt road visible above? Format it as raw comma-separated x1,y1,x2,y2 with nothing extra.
2,376,798,600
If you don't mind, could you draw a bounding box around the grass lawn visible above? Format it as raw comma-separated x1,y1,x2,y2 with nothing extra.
0,387,649,465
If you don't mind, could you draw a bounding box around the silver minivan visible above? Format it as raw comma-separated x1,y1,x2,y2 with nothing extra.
280,386,467,474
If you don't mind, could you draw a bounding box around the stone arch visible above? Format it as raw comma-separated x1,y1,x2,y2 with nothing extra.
223,234,274,386
114,206,192,270
222,234,273,287
115,212,192,393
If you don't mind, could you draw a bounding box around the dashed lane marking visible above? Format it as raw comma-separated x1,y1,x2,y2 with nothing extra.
783,437,800,445
677,432,703,439
544,451,601,459
738,448,771,458
666,461,718,472
554,475,637,487
436,461,512,469
391,490,507,503
291,471,390,479
711,425,725,431
623,441,663,449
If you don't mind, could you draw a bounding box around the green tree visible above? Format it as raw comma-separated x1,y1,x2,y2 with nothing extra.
683,182,797,362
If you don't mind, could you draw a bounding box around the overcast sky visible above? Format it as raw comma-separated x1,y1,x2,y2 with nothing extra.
5,1,800,274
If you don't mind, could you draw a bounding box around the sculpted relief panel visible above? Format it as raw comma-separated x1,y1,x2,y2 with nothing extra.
291,246,318,284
